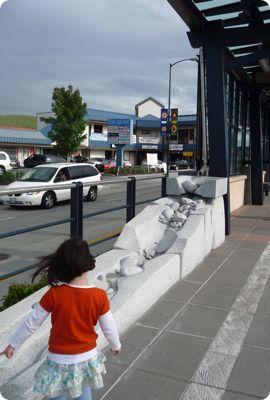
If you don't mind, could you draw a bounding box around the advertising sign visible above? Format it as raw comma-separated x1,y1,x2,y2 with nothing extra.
139,137,160,144
169,144,184,151
160,108,168,137
147,153,158,165
170,108,178,137
183,151,193,157
142,145,158,150
107,119,134,145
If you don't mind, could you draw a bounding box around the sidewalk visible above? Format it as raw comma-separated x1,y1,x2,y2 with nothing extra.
97,199,270,400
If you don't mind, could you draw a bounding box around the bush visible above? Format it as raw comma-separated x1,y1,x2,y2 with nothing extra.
0,171,16,184
16,170,26,179
107,167,117,175
0,275,47,311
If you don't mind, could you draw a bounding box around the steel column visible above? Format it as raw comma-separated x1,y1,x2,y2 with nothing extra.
126,177,136,222
250,88,263,205
204,21,231,235
70,182,84,239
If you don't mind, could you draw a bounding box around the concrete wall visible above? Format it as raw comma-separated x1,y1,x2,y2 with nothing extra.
229,175,247,212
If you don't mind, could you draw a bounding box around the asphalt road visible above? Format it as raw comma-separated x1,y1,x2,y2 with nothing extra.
0,175,163,301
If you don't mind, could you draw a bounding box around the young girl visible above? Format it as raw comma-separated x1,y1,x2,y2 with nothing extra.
0,238,121,400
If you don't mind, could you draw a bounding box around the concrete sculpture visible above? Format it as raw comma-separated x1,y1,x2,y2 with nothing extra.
0,176,227,400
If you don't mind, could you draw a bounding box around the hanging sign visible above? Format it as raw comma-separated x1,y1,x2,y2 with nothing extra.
160,108,168,137
170,108,178,137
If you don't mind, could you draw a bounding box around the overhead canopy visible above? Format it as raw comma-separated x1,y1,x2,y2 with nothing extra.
168,0,270,91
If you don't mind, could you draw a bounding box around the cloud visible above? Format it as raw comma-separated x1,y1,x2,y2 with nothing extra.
0,0,197,115
0,0,7,7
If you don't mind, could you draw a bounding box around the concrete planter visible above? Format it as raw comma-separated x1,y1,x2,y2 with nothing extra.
229,175,247,212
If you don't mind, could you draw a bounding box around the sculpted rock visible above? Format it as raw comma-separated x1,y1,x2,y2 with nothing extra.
182,180,197,193
181,197,194,205
171,201,180,211
162,208,174,220
173,211,188,222
120,255,143,276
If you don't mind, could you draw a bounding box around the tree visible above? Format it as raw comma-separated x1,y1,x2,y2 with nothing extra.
42,85,87,159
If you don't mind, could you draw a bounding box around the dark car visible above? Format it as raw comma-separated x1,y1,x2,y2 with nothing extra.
90,158,106,173
170,160,189,170
10,157,20,169
70,155,89,163
23,154,65,169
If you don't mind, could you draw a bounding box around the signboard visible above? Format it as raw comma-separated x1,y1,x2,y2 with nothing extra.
183,151,193,157
170,108,178,137
139,137,160,144
142,145,158,150
147,153,158,165
160,108,168,137
169,144,184,151
107,119,134,145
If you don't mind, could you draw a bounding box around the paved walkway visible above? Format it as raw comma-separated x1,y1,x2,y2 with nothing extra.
96,199,270,400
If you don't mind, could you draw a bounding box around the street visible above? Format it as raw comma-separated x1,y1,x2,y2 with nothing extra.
0,175,163,302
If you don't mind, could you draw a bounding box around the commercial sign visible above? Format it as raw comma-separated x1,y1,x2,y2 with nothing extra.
142,145,158,150
169,144,183,151
147,153,158,165
183,151,193,157
160,108,168,137
170,108,178,137
139,137,160,144
107,119,134,145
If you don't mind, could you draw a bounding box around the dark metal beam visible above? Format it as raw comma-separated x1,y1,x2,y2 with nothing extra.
202,0,266,17
231,45,261,55
226,48,270,71
166,0,206,30
250,88,264,205
188,24,270,48
204,20,231,235
223,10,270,27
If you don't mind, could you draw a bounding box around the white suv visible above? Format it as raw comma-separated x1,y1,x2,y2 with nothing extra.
2,163,101,208
0,151,13,174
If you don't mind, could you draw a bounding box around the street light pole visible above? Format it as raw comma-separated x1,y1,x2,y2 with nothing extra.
166,57,199,176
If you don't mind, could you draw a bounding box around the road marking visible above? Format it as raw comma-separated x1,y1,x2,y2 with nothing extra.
86,227,123,246
180,242,270,399
0,216,16,222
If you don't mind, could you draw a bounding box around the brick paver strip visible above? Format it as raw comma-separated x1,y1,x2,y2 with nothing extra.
180,242,270,399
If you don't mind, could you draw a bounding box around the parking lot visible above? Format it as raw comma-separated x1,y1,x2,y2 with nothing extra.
0,175,163,301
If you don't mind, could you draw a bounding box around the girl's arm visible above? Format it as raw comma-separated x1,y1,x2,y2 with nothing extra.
0,304,49,358
98,310,121,353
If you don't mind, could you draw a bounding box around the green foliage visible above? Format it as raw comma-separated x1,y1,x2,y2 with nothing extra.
0,171,15,184
107,167,117,175
0,115,36,129
0,276,47,311
41,85,87,159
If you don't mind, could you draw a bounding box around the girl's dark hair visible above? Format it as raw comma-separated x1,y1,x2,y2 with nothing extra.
32,238,95,286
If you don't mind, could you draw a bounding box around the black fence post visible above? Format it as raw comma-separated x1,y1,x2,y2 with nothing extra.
70,182,84,239
161,176,167,198
126,177,136,223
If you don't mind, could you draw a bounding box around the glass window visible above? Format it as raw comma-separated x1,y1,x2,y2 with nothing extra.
21,167,57,182
0,153,7,160
94,124,103,133
84,165,99,176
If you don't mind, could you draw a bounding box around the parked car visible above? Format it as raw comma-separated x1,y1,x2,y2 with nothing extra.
103,158,132,170
70,155,89,163
169,160,189,170
141,159,167,173
0,151,13,174
23,154,65,169
90,158,107,173
10,157,20,169
3,163,101,209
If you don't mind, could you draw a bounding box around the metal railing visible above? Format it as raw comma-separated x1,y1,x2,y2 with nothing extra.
0,174,167,282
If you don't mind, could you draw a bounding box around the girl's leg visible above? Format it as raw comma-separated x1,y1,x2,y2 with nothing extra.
75,386,92,400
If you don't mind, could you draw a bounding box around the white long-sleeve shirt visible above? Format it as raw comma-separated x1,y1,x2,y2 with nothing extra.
9,303,121,365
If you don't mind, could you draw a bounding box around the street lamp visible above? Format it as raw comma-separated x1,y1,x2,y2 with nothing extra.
166,57,199,176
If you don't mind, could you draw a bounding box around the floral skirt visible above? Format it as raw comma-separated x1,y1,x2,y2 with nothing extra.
33,352,106,399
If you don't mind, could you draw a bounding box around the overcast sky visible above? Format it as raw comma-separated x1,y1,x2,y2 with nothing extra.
0,0,198,116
